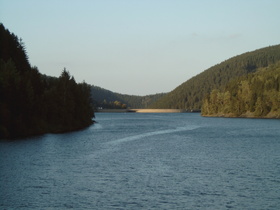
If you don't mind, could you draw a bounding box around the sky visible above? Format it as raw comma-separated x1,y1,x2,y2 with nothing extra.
1,0,280,95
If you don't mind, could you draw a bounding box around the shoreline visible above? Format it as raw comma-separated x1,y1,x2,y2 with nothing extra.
1,120,95,141
202,112,280,119
96,109,191,113
131,109,187,113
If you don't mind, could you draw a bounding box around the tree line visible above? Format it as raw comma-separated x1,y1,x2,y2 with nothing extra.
0,23,94,139
99,100,127,109
91,85,166,109
149,45,280,110
201,62,280,118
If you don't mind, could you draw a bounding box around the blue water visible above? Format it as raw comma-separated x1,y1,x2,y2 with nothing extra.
1,113,280,209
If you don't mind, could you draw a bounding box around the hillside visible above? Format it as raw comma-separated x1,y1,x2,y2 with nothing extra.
0,24,94,139
149,45,280,110
91,86,166,109
202,62,280,118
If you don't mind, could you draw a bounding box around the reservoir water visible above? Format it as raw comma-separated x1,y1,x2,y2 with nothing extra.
1,113,280,209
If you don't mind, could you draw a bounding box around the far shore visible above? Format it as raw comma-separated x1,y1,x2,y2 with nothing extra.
96,109,198,113
202,111,280,119
131,109,186,113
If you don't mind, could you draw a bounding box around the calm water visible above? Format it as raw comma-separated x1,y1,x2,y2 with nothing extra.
1,113,280,209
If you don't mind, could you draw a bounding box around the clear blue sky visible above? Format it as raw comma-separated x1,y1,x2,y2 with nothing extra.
1,0,280,95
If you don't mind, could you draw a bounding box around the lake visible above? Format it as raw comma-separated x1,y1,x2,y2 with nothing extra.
1,113,280,209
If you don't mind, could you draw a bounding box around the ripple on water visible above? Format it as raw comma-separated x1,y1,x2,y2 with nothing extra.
1,113,280,209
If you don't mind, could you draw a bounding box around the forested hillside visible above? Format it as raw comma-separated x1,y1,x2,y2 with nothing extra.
91,86,166,109
149,45,280,110
0,24,94,139
202,62,280,118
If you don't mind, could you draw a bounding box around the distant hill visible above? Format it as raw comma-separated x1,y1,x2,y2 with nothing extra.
202,61,280,118
149,45,280,110
91,86,166,109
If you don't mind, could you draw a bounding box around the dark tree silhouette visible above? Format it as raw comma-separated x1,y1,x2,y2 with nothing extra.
0,23,94,139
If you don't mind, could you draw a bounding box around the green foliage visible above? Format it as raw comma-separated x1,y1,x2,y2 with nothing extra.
0,24,94,139
202,62,280,118
99,100,127,109
150,44,280,109
43,69,94,133
91,85,166,109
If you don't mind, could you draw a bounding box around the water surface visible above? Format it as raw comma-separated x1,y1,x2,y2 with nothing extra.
1,113,280,209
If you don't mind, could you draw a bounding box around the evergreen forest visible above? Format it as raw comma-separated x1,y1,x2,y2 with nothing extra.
91,85,166,109
0,24,94,139
202,62,280,118
149,45,280,111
